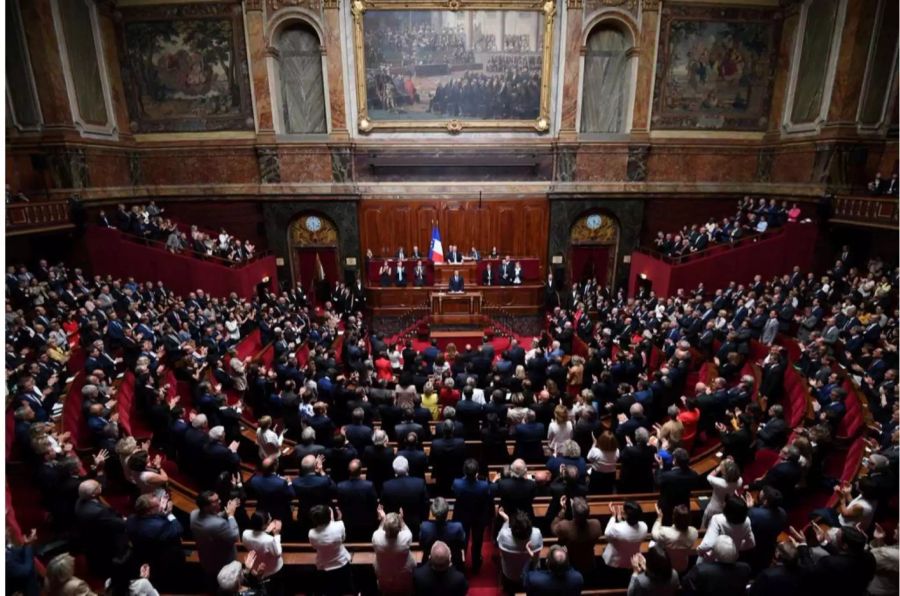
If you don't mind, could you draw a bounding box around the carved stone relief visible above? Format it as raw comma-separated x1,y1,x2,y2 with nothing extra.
626,145,649,182
556,146,577,182
755,148,774,183
330,147,352,183
48,148,90,190
256,147,282,184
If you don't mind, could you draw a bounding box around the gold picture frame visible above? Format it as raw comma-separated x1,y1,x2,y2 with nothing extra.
352,0,556,134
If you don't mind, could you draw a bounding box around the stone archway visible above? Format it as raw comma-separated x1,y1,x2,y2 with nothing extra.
287,213,339,299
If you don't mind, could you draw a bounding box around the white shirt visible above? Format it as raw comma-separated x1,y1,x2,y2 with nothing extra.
603,518,648,568
698,514,755,556
650,519,698,572
372,525,415,589
257,427,282,460
497,523,543,581
702,475,742,526
548,420,573,452
308,521,351,570
242,530,283,576
587,447,619,474
838,495,875,531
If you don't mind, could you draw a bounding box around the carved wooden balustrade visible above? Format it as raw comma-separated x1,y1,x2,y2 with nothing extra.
830,195,899,229
6,200,73,235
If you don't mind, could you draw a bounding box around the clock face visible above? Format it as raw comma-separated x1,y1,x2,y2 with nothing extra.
586,214,602,230
305,216,322,232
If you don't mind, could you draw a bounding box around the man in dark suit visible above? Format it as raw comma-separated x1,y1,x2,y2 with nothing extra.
523,545,584,595
655,448,699,523
397,432,428,478
746,486,787,573
683,535,752,595
126,494,185,590
74,480,129,577
291,454,336,534
494,459,537,521
246,457,295,524
513,410,546,463
395,406,426,445
482,263,496,286
344,407,373,453
200,426,240,489
413,541,469,596
750,445,803,505
455,387,484,438
451,459,493,572
757,404,789,450
362,430,396,493
760,349,786,404
381,455,429,537
420,497,467,570
413,261,427,286
429,421,467,495
449,270,464,293
619,427,655,493
804,525,876,595
395,260,407,287
336,459,379,541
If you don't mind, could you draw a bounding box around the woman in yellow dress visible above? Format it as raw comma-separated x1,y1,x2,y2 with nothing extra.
421,380,440,420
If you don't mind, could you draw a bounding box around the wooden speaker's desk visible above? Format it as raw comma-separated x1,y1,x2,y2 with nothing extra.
366,284,543,317
430,291,482,325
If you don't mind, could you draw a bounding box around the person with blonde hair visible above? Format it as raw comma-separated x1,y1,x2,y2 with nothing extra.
256,415,284,461
701,458,743,528
372,506,415,594
548,404,573,453
421,381,440,420
45,553,93,596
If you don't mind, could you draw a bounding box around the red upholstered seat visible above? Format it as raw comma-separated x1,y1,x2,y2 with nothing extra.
62,373,92,451
837,380,863,440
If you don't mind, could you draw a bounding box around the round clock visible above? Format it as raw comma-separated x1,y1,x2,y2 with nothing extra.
305,216,322,232
586,214,603,230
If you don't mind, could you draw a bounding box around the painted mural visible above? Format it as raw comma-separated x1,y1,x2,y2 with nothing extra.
117,3,254,132
651,5,780,131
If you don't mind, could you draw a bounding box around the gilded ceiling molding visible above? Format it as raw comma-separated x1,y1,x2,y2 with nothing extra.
641,0,659,11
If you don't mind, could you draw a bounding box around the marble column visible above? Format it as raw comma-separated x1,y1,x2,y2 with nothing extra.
323,0,349,139
19,0,76,136
629,0,660,137
765,1,801,139
245,0,276,140
822,0,879,134
558,0,583,141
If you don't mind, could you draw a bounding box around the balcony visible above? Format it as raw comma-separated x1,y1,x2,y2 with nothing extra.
5,200,74,236
830,195,899,230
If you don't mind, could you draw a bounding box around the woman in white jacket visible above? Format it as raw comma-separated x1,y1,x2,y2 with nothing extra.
241,512,284,590
697,494,756,559
603,501,649,582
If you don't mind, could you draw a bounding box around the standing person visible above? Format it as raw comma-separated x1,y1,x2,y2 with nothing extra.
241,511,284,595
497,508,544,593
372,507,415,595
650,504,698,574
190,491,241,592
451,459,492,572
550,496,603,583
627,546,680,596
413,541,469,596
548,405,573,453
602,501,649,586
587,430,619,494
523,545,584,595
307,505,354,596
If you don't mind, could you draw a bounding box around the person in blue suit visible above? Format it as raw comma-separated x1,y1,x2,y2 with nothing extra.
513,410,546,463
419,496,467,571
523,545,584,595
449,270,464,293
451,459,493,572
336,459,379,541
126,494,185,590
246,456,295,524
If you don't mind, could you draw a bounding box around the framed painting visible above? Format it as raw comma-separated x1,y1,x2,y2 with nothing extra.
651,4,781,131
116,2,254,133
351,0,556,134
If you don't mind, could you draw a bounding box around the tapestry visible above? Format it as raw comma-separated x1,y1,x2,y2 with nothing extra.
117,2,254,132
651,4,781,131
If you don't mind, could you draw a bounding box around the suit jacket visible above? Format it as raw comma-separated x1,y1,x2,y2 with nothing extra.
419,520,467,570
449,275,464,292
126,514,185,571
74,498,128,573
247,473,295,522
451,477,492,528
381,476,429,533
190,510,239,576
757,417,789,450
513,422,546,463
683,560,752,595
482,266,495,286
429,437,467,493
362,445,396,492
494,476,537,520
619,444,655,493
523,568,584,596
656,467,700,512
413,563,469,596
336,478,379,540
291,474,336,528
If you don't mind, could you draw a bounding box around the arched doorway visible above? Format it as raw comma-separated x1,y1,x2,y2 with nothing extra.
288,214,339,302
569,211,619,287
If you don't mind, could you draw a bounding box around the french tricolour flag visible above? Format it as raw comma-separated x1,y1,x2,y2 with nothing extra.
429,224,444,263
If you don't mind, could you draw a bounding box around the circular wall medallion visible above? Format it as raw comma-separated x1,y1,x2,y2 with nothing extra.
305,216,322,232
586,214,603,230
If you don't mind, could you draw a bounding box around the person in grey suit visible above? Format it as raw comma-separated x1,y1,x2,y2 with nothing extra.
761,310,780,346
190,490,241,588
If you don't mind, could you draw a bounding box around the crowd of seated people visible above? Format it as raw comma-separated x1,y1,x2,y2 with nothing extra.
6,241,899,595
868,171,899,196
97,202,257,264
651,196,804,259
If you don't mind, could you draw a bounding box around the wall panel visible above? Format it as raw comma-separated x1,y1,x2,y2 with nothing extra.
359,198,549,273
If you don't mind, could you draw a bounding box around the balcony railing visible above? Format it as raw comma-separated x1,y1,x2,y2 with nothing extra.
830,195,899,229
6,201,73,234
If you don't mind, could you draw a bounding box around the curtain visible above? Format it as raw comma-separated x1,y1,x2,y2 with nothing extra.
278,25,327,134
294,248,337,302
581,26,629,134
569,245,609,286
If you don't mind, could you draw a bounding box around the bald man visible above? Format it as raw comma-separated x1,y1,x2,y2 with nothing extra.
523,545,584,595
337,459,379,541
74,479,128,576
413,541,469,596
494,459,537,522
291,453,336,534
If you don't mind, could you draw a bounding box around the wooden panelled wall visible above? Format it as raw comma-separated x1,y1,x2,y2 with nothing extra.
359,198,549,270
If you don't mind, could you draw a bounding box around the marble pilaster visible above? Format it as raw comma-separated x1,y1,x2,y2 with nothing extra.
629,0,659,135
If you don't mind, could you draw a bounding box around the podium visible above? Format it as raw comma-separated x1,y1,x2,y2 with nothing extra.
430,291,483,325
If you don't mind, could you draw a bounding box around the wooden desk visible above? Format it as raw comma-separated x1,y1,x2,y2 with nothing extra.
431,290,483,325
366,284,544,315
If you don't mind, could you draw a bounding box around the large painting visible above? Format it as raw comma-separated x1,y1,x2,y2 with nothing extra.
651,5,781,131
352,0,555,133
117,3,254,133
